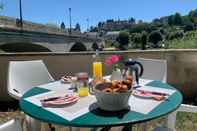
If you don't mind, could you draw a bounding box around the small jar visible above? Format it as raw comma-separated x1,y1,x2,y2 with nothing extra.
76,72,89,97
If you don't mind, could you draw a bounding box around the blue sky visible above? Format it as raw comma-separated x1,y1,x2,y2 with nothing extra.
0,0,197,31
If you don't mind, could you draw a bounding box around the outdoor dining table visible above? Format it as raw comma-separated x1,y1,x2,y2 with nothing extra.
19,79,182,131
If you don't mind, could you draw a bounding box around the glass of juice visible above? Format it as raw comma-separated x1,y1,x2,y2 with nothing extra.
93,61,102,80
76,72,89,97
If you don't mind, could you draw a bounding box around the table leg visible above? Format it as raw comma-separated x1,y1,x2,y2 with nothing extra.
48,123,55,131
121,124,132,131
90,128,98,131
100,126,111,131
69,126,73,131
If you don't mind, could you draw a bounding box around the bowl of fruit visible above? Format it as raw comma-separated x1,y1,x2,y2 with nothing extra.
94,76,133,111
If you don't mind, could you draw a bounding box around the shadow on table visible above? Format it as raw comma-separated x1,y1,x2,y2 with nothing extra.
89,103,130,119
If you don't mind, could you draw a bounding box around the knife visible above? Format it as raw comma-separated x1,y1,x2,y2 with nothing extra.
40,96,61,102
136,89,169,96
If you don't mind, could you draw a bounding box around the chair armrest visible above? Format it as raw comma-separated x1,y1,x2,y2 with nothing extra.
8,88,22,100
178,104,197,113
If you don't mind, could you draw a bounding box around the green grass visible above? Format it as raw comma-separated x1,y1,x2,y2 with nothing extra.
165,39,197,49
164,30,197,49
176,112,197,131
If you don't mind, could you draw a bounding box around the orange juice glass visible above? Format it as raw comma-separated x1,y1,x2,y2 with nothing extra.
93,62,102,79
78,87,88,97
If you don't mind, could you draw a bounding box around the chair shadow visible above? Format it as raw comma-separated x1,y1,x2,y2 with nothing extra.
89,103,130,119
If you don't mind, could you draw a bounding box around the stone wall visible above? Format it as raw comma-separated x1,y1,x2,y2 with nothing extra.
0,49,197,101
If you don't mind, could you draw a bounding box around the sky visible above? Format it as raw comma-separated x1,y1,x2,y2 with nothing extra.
0,0,197,32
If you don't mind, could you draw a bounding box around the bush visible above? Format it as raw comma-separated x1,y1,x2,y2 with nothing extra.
116,31,130,50
184,23,195,32
166,31,184,40
130,33,142,48
141,32,147,50
148,31,163,48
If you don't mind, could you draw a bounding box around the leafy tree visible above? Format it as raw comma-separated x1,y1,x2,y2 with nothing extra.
182,16,193,25
189,9,197,24
141,31,147,50
168,15,174,26
152,18,162,26
130,33,141,48
149,31,163,48
60,22,65,29
75,23,81,32
129,17,135,24
168,13,183,26
116,31,130,50
174,12,183,25
0,2,3,10
98,22,104,28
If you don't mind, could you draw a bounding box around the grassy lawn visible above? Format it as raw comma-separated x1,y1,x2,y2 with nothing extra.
1,111,197,131
176,112,197,131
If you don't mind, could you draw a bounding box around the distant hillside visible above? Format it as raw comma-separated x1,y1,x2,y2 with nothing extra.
90,9,197,50
90,9,197,33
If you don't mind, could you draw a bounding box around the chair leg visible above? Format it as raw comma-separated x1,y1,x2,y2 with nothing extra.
121,124,132,131
48,123,55,131
167,111,177,131
141,123,147,131
100,126,111,131
69,126,73,131
25,115,41,131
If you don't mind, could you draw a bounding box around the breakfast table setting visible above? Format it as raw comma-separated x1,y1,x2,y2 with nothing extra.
19,55,182,131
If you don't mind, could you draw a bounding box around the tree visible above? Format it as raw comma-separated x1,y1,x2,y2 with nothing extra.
75,23,81,32
60,22,65,29
149,31,163,48
168,15,174,26
141,31,147,50
116,31,130,50
0,1,3,10
152,18,162,26
129,17,135,24
189,9,197,24
130,33,141,48
174,12,183,25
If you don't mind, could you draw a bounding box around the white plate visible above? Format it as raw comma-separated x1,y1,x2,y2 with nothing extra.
41,94,78,107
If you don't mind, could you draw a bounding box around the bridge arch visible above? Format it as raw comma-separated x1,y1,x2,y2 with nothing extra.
0,42,52,52
92,42,99,51
70,42,87,52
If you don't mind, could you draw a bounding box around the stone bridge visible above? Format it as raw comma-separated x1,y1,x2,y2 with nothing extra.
0,28,104,52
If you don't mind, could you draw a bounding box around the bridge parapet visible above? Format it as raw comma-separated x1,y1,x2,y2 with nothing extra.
0,27,104,52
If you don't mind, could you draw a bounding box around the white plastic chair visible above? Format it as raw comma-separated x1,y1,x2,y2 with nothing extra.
8,60,54,99
137,58,167,83
0,119,22,131
153,104,197,131
7,60,54,131
137,58,196,131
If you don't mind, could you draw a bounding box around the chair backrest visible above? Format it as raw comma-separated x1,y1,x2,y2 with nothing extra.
8,60,54,99
137,58,167,83
0,119,21,131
